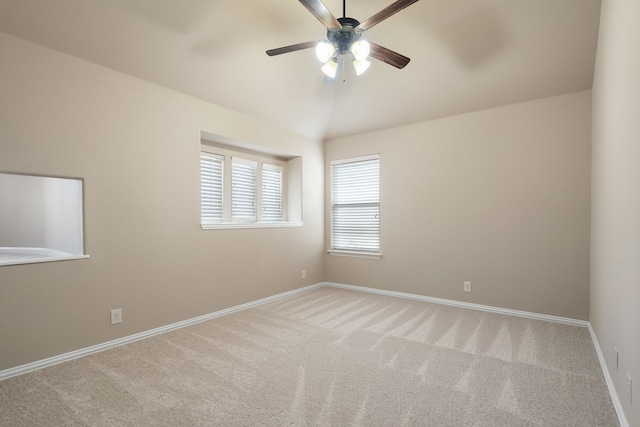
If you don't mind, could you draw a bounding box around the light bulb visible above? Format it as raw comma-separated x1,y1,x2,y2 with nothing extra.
353,59,371,76
350,40,370,61
316,41,336,63
321,59,339,78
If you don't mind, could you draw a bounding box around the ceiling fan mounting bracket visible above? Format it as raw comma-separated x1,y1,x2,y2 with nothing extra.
328,17,362,53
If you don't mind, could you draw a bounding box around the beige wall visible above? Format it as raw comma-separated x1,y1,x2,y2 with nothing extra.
0,33,325,371
325,91,592,320
591,0,640,424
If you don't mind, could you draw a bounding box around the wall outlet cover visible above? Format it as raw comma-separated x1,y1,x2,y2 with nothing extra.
110,308,122,325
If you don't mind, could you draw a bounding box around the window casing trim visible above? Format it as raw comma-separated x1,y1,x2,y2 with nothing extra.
326,249,382,259
331,153,380,166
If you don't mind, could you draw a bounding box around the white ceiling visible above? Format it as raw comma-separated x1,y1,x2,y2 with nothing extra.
0,0,601,140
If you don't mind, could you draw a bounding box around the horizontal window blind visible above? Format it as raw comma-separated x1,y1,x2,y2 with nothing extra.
331,155,380,253
262,164,283,222
232,157,257,222
200,152,224,224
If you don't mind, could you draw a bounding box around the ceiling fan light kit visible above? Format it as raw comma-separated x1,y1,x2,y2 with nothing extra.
351,40,370,61
321,58,339,78
352,58,371,75
266,0,420,81
315,41,336,63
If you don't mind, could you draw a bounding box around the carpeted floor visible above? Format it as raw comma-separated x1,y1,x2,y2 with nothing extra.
0,287,619,426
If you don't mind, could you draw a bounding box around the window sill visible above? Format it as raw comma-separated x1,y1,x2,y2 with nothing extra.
201,221,303,230
327,250,382,259
0,247,90,267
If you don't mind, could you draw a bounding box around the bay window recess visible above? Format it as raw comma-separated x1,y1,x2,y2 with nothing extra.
200,135,301,229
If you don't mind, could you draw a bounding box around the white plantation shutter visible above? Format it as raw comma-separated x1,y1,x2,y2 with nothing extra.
232,157,257,222
331,155,380,253
200,152,224,224
262,164,283,222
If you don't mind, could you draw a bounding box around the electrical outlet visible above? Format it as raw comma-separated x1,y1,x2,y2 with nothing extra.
628,373,633,405
615,348,619,372
301,269,306,279
110,308,122,325
464,281,472,293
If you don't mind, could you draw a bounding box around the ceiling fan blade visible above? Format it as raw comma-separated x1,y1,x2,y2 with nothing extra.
357,0,421,32
266,41,318,56
369,42,411,69
298,0,341,30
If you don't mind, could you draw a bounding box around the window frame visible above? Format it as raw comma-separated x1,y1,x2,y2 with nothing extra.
328,154,381,259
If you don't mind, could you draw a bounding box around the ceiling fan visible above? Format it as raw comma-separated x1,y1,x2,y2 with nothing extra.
266,0,421,81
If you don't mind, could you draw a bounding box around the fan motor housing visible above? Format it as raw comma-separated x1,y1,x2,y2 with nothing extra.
328,17,362,53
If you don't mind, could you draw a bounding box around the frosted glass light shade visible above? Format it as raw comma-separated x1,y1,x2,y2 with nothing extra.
316,41,336,63
353,59,371,75
350,40,370,61
321,59,339,78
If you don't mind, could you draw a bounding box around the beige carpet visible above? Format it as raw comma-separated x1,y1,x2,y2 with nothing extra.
0,287,619,426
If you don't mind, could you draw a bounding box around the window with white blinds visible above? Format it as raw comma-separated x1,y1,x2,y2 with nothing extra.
231,157,257,222
200,144,298,229
262,164,283,222
331,154,380,254
200,152,224,224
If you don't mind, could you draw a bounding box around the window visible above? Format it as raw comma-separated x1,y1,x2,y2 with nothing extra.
200,152,224,224
231,157,257,222
199,137,301,229
262,164,283,222
330,154,381,257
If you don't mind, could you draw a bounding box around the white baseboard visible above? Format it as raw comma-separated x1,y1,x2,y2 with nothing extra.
588,324,630,427
322,282,589,327
0,283,324,381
